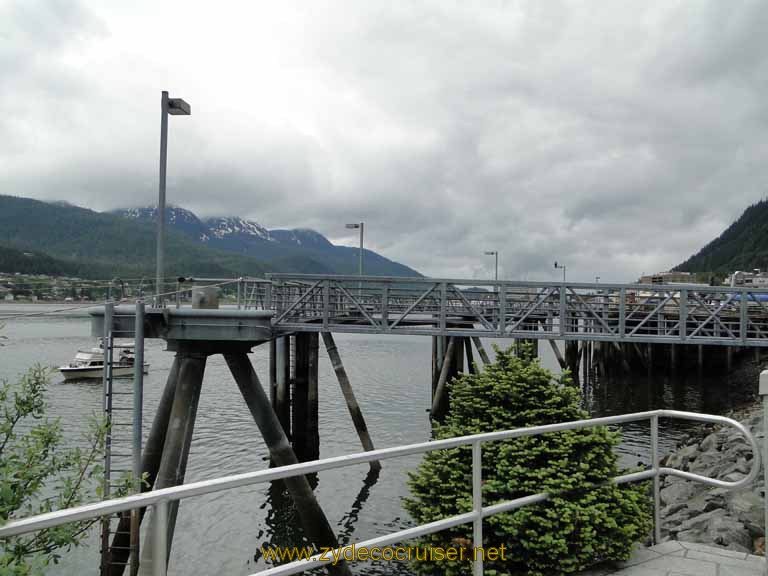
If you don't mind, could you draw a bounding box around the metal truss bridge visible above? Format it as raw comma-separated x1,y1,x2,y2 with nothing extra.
253,274,768,347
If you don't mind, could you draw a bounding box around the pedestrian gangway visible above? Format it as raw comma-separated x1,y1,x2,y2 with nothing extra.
264,274,768,347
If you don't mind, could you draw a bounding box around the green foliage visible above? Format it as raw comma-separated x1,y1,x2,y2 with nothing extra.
676,197,768,274
0,366,124,574
404,346,651,576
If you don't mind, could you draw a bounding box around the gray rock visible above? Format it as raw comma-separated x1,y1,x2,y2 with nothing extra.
660,502,687,517
700,433,719,453
708,515,752,550
726,542,752,554
660,481,698,507
678,444,700,461
726,490,764,527
677,528,708,544
687,492,724,513
679,508,725,532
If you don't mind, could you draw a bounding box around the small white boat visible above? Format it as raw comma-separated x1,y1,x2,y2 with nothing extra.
59,342,149,381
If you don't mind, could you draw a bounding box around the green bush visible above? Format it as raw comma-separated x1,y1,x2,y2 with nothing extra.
404,345,651,576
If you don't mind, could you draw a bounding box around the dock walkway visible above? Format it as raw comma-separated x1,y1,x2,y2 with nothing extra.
583,541,765,576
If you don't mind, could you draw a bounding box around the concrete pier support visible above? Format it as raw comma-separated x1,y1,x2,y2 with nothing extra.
224,353,351,576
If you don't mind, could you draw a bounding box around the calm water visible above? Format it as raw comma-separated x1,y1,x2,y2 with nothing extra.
0,306,750,575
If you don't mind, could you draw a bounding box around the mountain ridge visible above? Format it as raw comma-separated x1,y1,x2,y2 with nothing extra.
0,195,420,279
112,205,419,277
675,198,768,275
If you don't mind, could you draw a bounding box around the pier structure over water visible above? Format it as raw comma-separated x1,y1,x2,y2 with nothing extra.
87,273,768,575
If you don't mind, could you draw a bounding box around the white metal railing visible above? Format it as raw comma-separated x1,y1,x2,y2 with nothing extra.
0,410,761,576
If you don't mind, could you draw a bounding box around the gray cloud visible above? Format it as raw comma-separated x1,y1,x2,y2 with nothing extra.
2,1,767,282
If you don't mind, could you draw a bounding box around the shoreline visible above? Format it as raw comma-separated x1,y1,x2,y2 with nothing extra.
658,356,768,555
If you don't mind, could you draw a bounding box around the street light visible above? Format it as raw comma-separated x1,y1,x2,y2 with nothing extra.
484,251,499,281
595,276,601,283
156,91,191,305
554,261,567,282
345,222,364,296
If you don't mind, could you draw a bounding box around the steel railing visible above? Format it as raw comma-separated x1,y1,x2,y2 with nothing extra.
266,274,768,346
0,410,761,576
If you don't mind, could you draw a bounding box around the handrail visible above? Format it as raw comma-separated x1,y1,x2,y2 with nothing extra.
266,273,768,294
0,410,760,576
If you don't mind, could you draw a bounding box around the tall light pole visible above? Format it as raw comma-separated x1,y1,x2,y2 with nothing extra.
554,261,567,282
484,251,498,281
595,276,601,284
156,91,191,305
345,222,364,296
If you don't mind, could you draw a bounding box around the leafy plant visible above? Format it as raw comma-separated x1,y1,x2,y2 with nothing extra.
404,345,651,576
0,365,123,574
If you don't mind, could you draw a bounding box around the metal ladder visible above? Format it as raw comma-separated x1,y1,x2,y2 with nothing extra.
100,303,144,576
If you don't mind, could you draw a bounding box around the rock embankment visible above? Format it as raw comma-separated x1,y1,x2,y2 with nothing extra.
659,403,765,555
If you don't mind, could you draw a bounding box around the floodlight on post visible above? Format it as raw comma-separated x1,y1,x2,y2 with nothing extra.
484,251,499,282
554,261,567,283
156,91,191,306
345,222,364,297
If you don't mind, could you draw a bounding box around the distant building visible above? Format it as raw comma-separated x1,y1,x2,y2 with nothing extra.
726,269,768,287
638,271,693,285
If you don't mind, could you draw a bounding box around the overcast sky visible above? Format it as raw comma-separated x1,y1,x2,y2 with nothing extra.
2,1,767,281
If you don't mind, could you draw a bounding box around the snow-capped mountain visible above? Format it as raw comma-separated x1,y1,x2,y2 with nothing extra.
205,216,274,242
115,206,210,242
112,205,421,277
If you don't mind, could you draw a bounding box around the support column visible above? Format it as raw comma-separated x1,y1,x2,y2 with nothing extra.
431,337,456,420
224,353,351,576
273,336,290,437
292,333,319,462
109,358,181,576
453,336,465,374
322,332,381,471
464,338,476,374
670,344,677,373
141,353,206,574
547,338,567,370
565,340,580,386
471,336,491,365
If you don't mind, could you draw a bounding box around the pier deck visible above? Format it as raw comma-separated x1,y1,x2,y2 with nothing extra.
584,541,765,576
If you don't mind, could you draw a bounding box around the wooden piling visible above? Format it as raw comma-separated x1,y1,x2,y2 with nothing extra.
224,353,351,576
322,332,381,471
